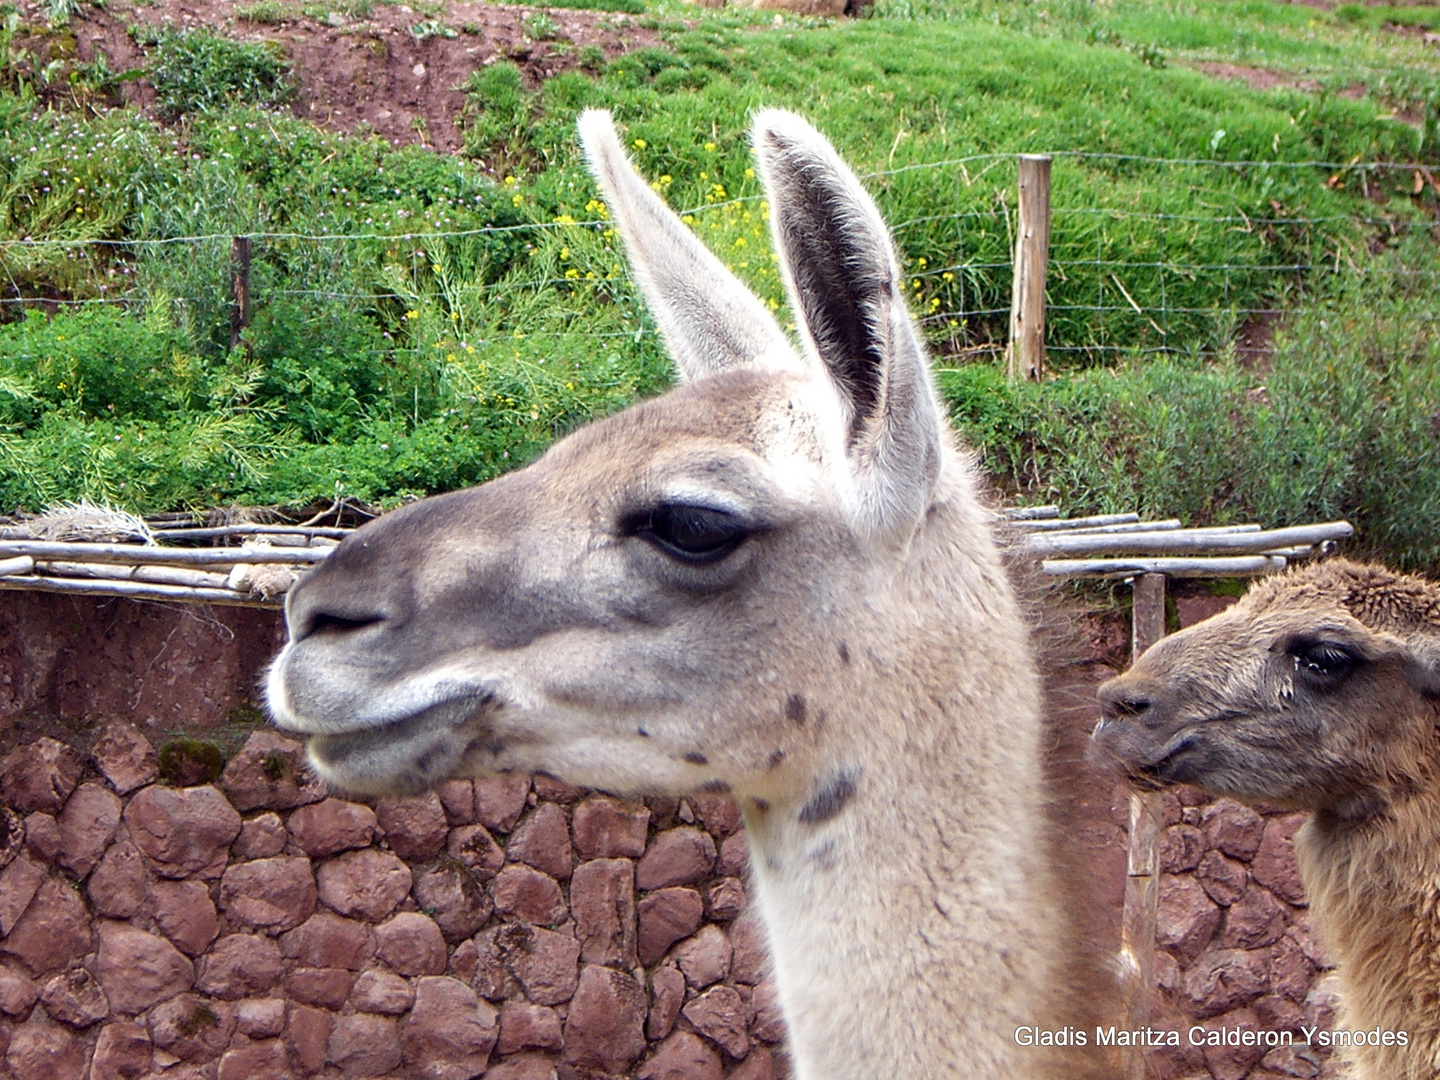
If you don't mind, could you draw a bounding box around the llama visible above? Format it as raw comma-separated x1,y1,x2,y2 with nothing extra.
1092,557,1440,1080
267,108,1109,1079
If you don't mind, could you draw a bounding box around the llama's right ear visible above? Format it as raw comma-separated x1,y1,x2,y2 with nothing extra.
577,110,795,383
752,109,942,541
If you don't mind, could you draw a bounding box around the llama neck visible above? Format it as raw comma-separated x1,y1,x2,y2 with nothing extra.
1299,795,1440,1080
737,553,1065,1080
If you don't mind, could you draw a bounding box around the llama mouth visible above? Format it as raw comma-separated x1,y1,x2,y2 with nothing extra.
303,692,498,794
1131,732,1204,787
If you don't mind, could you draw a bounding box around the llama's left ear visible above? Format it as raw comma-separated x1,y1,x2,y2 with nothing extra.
1404,640,1440,698
752,109,942,542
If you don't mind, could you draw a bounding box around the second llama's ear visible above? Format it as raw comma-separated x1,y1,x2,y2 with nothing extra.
577,109,796,383
751,109,942,541
1405,639,1440,699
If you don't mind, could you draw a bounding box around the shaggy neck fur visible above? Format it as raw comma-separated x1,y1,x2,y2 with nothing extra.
1299,786,1440,1080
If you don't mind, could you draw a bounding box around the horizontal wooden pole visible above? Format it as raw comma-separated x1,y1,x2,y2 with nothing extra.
151,524,349,541
38,561,234,590
1041,555,1288,578
1026,521,1352,558
1003,505,1060,521
0,541,330,566
0,575,279,607
1014,512,1141,532
0,556,34,578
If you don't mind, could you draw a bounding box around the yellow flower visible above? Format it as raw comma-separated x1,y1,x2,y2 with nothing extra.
633,138,647,150
744,168,755,179
554,214,575,225
560,247,570,260
405,310,420,320
704,142,716,152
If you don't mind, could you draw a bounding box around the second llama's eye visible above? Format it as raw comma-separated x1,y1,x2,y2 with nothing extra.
640,504,747,565
1293,641,1359,682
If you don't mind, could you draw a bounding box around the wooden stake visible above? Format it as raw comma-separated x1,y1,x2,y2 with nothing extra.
1120,572,1166,1080
230,236,252,352
1006,154,1051,381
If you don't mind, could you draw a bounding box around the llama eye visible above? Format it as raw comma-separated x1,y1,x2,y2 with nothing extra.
636,504,747,565
1293,642,1359,681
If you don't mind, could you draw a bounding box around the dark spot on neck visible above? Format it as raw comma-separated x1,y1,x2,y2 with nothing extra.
838,642,850,664
768,749,785,769
699,778,731,793
798,767,860,825
637,727,650,738
751,797,770,814
683,752,709,766
785,693,807,725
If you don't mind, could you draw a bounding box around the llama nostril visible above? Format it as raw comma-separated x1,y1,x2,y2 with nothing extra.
299,611,386,642
1098,682,1151,723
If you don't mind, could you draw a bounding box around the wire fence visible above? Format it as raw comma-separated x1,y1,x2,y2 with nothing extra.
3,149,1437,368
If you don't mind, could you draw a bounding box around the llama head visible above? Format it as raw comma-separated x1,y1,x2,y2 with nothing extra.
265,109,963,799
1092,558,1440,818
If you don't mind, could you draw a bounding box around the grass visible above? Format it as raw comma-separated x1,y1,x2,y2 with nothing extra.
0,0,1436,567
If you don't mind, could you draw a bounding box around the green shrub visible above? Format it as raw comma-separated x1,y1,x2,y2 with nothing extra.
145,27,293,119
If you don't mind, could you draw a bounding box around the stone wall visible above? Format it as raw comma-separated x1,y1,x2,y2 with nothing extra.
0,727,780,1080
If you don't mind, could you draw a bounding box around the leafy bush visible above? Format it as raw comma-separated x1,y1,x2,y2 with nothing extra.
144,27,293,119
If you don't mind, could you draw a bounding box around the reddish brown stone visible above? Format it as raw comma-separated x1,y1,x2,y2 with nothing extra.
220,855,317,933
316,848,412,921
281,912,372,971
287,799,377,859
1304,974,1340,1032
1259,1044,1325,1079
683,984,748,1058
92,723,159,796
1181,948,1270,1018
1202,799,1265,861
497,1001,563,1054
1,876,90,976
506,926,580,1006
23,811,60,864
728,1047,776,1080
646,964,685,1041
1197,850,1249,907
1160,824,1206,874
403,975,499,1080
473,927,517,1002
705,877,746,923
571,857,637,967
506,803,574,881
1286,917,1331,968
218,1038,294,1080
690,796,742,840
150,877,221,956
473,775,530,834
449,938,479,982
147,993,236,1062
220,730,324,813
286,967,354,1010
376,793,447,861
412,860,494,943
1157,875,1222,965
350,968,414,1014
572,797,650,860
195,933,283,1000
234,812,288,860
5,1017,83,1078
489,865,566,925
0,854,45,935
94,921,193,1013
55,781,121,878
562,964,647,1073
329,1011,403,1075
1195,1006,1266,1080
0,738,84,814
1253,992,1305,1033
90,1020,152,1080
235,997,286,1037
446,824,507,881
531,774,583,804
1251,814,1309,905
1218,884,1289,950
123,784,242,879
637,828,716,891
638,887,705,966
0,963,38,1017
1268,935,1316,1003
40,966,108,1027
88,837,149,919
0,806,21,872
374,912,448,977
747,980,786,1044
638,1030,724,1080
287,1002,333,1074
482,1052,561,1080
437,780,476,825
674,925,732,989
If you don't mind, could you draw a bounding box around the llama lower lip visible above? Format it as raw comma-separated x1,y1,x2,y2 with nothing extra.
304,693,495,793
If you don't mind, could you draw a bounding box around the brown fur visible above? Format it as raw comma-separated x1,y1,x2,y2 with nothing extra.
1093,558,1440,1080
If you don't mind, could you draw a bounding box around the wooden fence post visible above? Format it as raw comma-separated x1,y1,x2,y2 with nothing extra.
1120,571,1167,1078
230,236,252,352
1007,154,1051,381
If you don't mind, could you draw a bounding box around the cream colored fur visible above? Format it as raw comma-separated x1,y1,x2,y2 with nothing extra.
268,109,1100,1079
1095,558,1440,1080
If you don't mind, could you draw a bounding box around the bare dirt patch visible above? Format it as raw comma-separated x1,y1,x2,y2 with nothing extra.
1188,60,1323,93
21,0,662,152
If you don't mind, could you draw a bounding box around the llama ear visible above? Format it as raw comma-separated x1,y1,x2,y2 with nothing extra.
577,110,795,384
1404,641,1440,699
751,109,942,540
